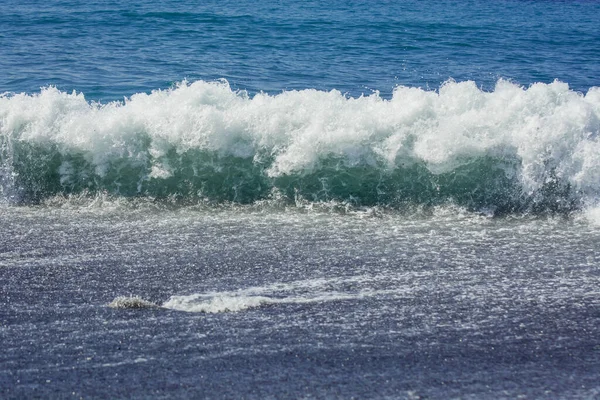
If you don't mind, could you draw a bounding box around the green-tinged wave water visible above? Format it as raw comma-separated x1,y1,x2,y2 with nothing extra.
2,142,578,214
1,80,598,214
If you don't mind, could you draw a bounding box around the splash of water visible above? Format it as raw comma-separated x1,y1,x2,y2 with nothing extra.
1,79,599,213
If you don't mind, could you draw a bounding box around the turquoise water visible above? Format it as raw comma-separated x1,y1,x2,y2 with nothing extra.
2,1,600,398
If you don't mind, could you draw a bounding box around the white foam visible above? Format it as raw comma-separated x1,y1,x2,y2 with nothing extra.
1,79,599,204
163,294,273,313
162,292,372,313
108,296,160,309
161,274,408,313
580,205,600,226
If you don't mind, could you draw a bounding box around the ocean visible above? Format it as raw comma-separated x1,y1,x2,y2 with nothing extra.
1,0,600,398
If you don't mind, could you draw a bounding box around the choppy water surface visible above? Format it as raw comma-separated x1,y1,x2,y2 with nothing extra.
1,0,600,397
2,205,600,398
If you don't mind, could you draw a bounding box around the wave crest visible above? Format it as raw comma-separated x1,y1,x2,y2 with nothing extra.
1,79,599,213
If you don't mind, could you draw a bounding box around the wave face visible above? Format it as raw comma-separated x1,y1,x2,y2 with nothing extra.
1,80,599,213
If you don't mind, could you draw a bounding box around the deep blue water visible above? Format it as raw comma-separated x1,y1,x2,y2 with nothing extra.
1,0,599,101
2,1,600,398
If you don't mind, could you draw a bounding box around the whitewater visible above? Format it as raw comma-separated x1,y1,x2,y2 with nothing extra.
3,204,600,398
2,0,600,398
2,79,600,214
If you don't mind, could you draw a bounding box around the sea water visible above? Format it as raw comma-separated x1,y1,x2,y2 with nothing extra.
1,0,600,398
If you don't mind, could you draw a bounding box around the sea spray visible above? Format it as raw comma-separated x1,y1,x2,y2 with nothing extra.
1,79,599,213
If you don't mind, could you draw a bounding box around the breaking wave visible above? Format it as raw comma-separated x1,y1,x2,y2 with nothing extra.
2,79,599,214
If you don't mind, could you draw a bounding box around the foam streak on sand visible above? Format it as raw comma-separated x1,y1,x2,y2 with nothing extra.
162,292,369,313
2,80,599,212
161,275,407,313
111,277,381,314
